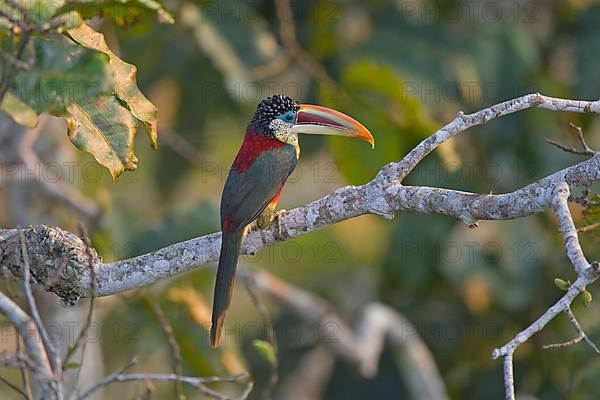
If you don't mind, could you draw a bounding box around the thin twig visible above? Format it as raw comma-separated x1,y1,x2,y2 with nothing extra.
249,267,448,398
273,0,352,105
15,118,101,221
159,128,203,166
0,50,32,69
543,306,600,354
4,0,31,23
543,334,584,349
150,300,186,400
545,123,596,156
18,228,61,376
0,373,30,399
78,371,248,400
0,3,66,105
545,138,592,155
569,122,596,154
15,334,33,400
0,9,25,28
0,30,30,103
243,273,278,398
62,225,97,375
577,222,600,233
1,264,15,299
77,357,137,400
0,351,38,372
249,53,291,81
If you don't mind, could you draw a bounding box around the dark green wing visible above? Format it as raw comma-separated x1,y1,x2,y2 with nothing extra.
221,144,297,230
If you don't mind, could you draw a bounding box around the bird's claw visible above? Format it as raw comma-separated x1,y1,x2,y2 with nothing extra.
256,207,275,230
255,207,287,239
272,209,287,240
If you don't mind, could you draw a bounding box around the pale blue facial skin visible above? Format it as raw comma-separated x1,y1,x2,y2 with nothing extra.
277,110,296,125
270,111,300,154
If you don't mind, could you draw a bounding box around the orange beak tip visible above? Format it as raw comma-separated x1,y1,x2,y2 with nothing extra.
366,134,375,149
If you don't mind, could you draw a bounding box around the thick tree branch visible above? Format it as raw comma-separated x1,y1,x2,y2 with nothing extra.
0,94,599,305
1,93,600,399
552,183,589,274
491,182,600,399
18,228,61,379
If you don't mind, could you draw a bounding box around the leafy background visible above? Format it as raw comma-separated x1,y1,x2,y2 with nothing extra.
2,0,600,399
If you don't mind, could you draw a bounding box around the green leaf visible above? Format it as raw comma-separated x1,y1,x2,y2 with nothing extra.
1,93,38,128
56,0,174,26
66,97,138,180
554,278,571,291
0,1,84,31
7,27,158,179
68,24,158,149
64,362,80,369
252,340,277,366
0,0,59,25
582,290,593,307
12,35,112,115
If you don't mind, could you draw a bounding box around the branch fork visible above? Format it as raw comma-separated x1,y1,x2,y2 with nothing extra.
2,93,600,399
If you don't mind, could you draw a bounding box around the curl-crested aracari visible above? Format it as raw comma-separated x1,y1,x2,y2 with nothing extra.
211,95,374,347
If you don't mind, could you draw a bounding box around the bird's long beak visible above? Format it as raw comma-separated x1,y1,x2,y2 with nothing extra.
291,104,374,148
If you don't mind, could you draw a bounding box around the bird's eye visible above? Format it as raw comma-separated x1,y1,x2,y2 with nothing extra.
285,113,293,121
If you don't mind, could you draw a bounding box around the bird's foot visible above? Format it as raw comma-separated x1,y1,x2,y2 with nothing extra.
255,207,287,239
272,209,288,240
256,207,275,230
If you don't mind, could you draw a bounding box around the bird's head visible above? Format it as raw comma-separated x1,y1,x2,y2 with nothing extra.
251,95,374,148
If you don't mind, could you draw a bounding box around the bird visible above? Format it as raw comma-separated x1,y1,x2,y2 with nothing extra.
211,95,374,347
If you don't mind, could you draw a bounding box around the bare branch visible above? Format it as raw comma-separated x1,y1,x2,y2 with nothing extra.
0,94,598,303
15,334,33,400
0,372,30,398
492,182,600,398
570,123,596,154
544,123,596,156
279,346,334,400
543,306,600,354
78,371,249,400
0,30,31,103
150,300,185,400
502,354,515,400
242,273,278,398
16,119,101,221
273,0,353,105
62,224,97,396
2,93,600,398
249,268,449,399
17,228,61,380
552,183,589,274
0,291,53,396
577,222,600,233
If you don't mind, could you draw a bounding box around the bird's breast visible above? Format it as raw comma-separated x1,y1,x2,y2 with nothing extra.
232,131,287,173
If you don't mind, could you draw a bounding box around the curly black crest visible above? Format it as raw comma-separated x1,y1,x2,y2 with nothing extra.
252,95,299,130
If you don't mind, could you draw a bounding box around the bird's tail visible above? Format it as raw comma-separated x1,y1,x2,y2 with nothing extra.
210,229,244,347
